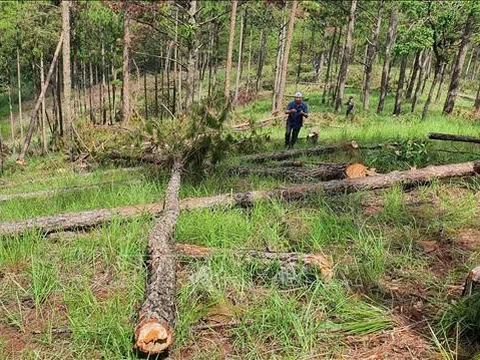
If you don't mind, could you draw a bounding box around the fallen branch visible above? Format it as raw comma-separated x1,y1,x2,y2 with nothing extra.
174,243,332,281
229,163,367,182
240,141,359,163
429,133,480,145
0,179,141,203
1,161,479,237
231,115,284,131
134,157,183,355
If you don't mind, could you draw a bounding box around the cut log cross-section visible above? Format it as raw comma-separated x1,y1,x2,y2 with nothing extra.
230,163,367,182
1,161,479,237
134,157,183,355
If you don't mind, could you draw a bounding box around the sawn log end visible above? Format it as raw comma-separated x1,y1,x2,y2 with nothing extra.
134,316,174,354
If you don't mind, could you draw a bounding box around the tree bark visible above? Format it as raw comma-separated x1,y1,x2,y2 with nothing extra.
362,0,383,111
435,61,447,103
16,47,24,139
272,21,286,111
234,11,245,105
2,161,479,237
443,12,475,115
255,30,267,94
134,158,183,355
40,52,47,154
224,0,238,100
428,133,480,144
411,51,426,112
334,0,357,112
8,86,15,143
275,0,298,112
405,51,421,102
122,1,131,122
17,34,64,164
322,28,337,104
185,0,198,112
377,7,398,113
230,163,367,182
422,60,443,120
393,55,408,115
62,0,72,149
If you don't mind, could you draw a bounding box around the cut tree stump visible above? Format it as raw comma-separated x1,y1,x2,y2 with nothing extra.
429,133,480,145
174,243,332,281
134,157,183,355
1,161,479,237
240,141,360,163
230,163,367,182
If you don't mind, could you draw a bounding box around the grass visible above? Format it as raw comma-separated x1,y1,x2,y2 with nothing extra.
1,74,480,358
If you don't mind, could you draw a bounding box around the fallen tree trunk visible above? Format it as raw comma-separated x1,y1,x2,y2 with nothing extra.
174,243,332,281
429,133,480,145
134,157,183,355
0,179,141,203
229,163,367,182
240,141,359,163
1,161,479,237
107,150,168,165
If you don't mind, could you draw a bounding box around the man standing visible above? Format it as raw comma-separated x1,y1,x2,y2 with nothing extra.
285,92,309,148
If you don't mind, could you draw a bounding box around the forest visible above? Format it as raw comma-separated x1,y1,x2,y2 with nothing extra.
1,0,480,358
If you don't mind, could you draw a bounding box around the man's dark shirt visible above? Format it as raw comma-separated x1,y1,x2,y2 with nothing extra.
286,101,309,129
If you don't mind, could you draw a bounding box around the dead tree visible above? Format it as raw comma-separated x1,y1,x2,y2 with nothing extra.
134,157,183,354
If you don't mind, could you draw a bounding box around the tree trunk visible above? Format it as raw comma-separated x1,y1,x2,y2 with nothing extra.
275,0,298,112
362,0,383,111
435,61,447,103
421,52,431,94
224,0,238,100
122,2,131,122
17,47,24,139
272,21,286,111
185,0,198,113
465,49,475,78
296,26,305,87
411,52,426,112
230,163,367,182
393,55,408,116
322,28,337,104
62,0,72,148
134,157,183,355
334,0,357,112
377,8,398,113
40,52,47,154
8,86,15,143
234,11,245,105
17,34,64,164
144,72,148,119
2,161,479,237
255,29,267,94
101,43,107,124
57,60,64,136
422,60,443,120
443,12,475,115
405,50,421,101
246,28,253,91
429,132,480,144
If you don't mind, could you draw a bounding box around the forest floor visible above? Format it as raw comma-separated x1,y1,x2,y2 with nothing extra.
1,82,480,359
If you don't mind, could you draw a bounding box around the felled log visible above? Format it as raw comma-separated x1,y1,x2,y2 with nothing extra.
1,161,479,237
229,163,367,182
240,141,359,163
174,244,332,281
134,157,183,355
429,133,480,145
107,150,167,165
462,266,480,297
0,179,141,203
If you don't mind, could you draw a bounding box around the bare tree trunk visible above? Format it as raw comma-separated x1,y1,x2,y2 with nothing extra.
8,85,15,144
17,33,64,164
405,50,421,101
296,26,305,87
16,48,23,139
334,0,357,112
443,12,475,115
422,60,443,120
107,67,113,125
272,21,286,111
362,0,383,111
101,42,107,124
474,79,480,118
421,52,431,95
88,62,94,123
144,72,148,119
377,8,398,113
224,0,238,100
246,28,253,91
393,55,408,116
435,61,447,103
57,60,64,136
275,0,298,112
411,51,426,112
255,28,267,94
465,49,475,78
40,52,47,154
185,0,198,113
61,0,72,149
122,2,131,122
322,28,337,104
234,11,245,105
134,157,183,355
